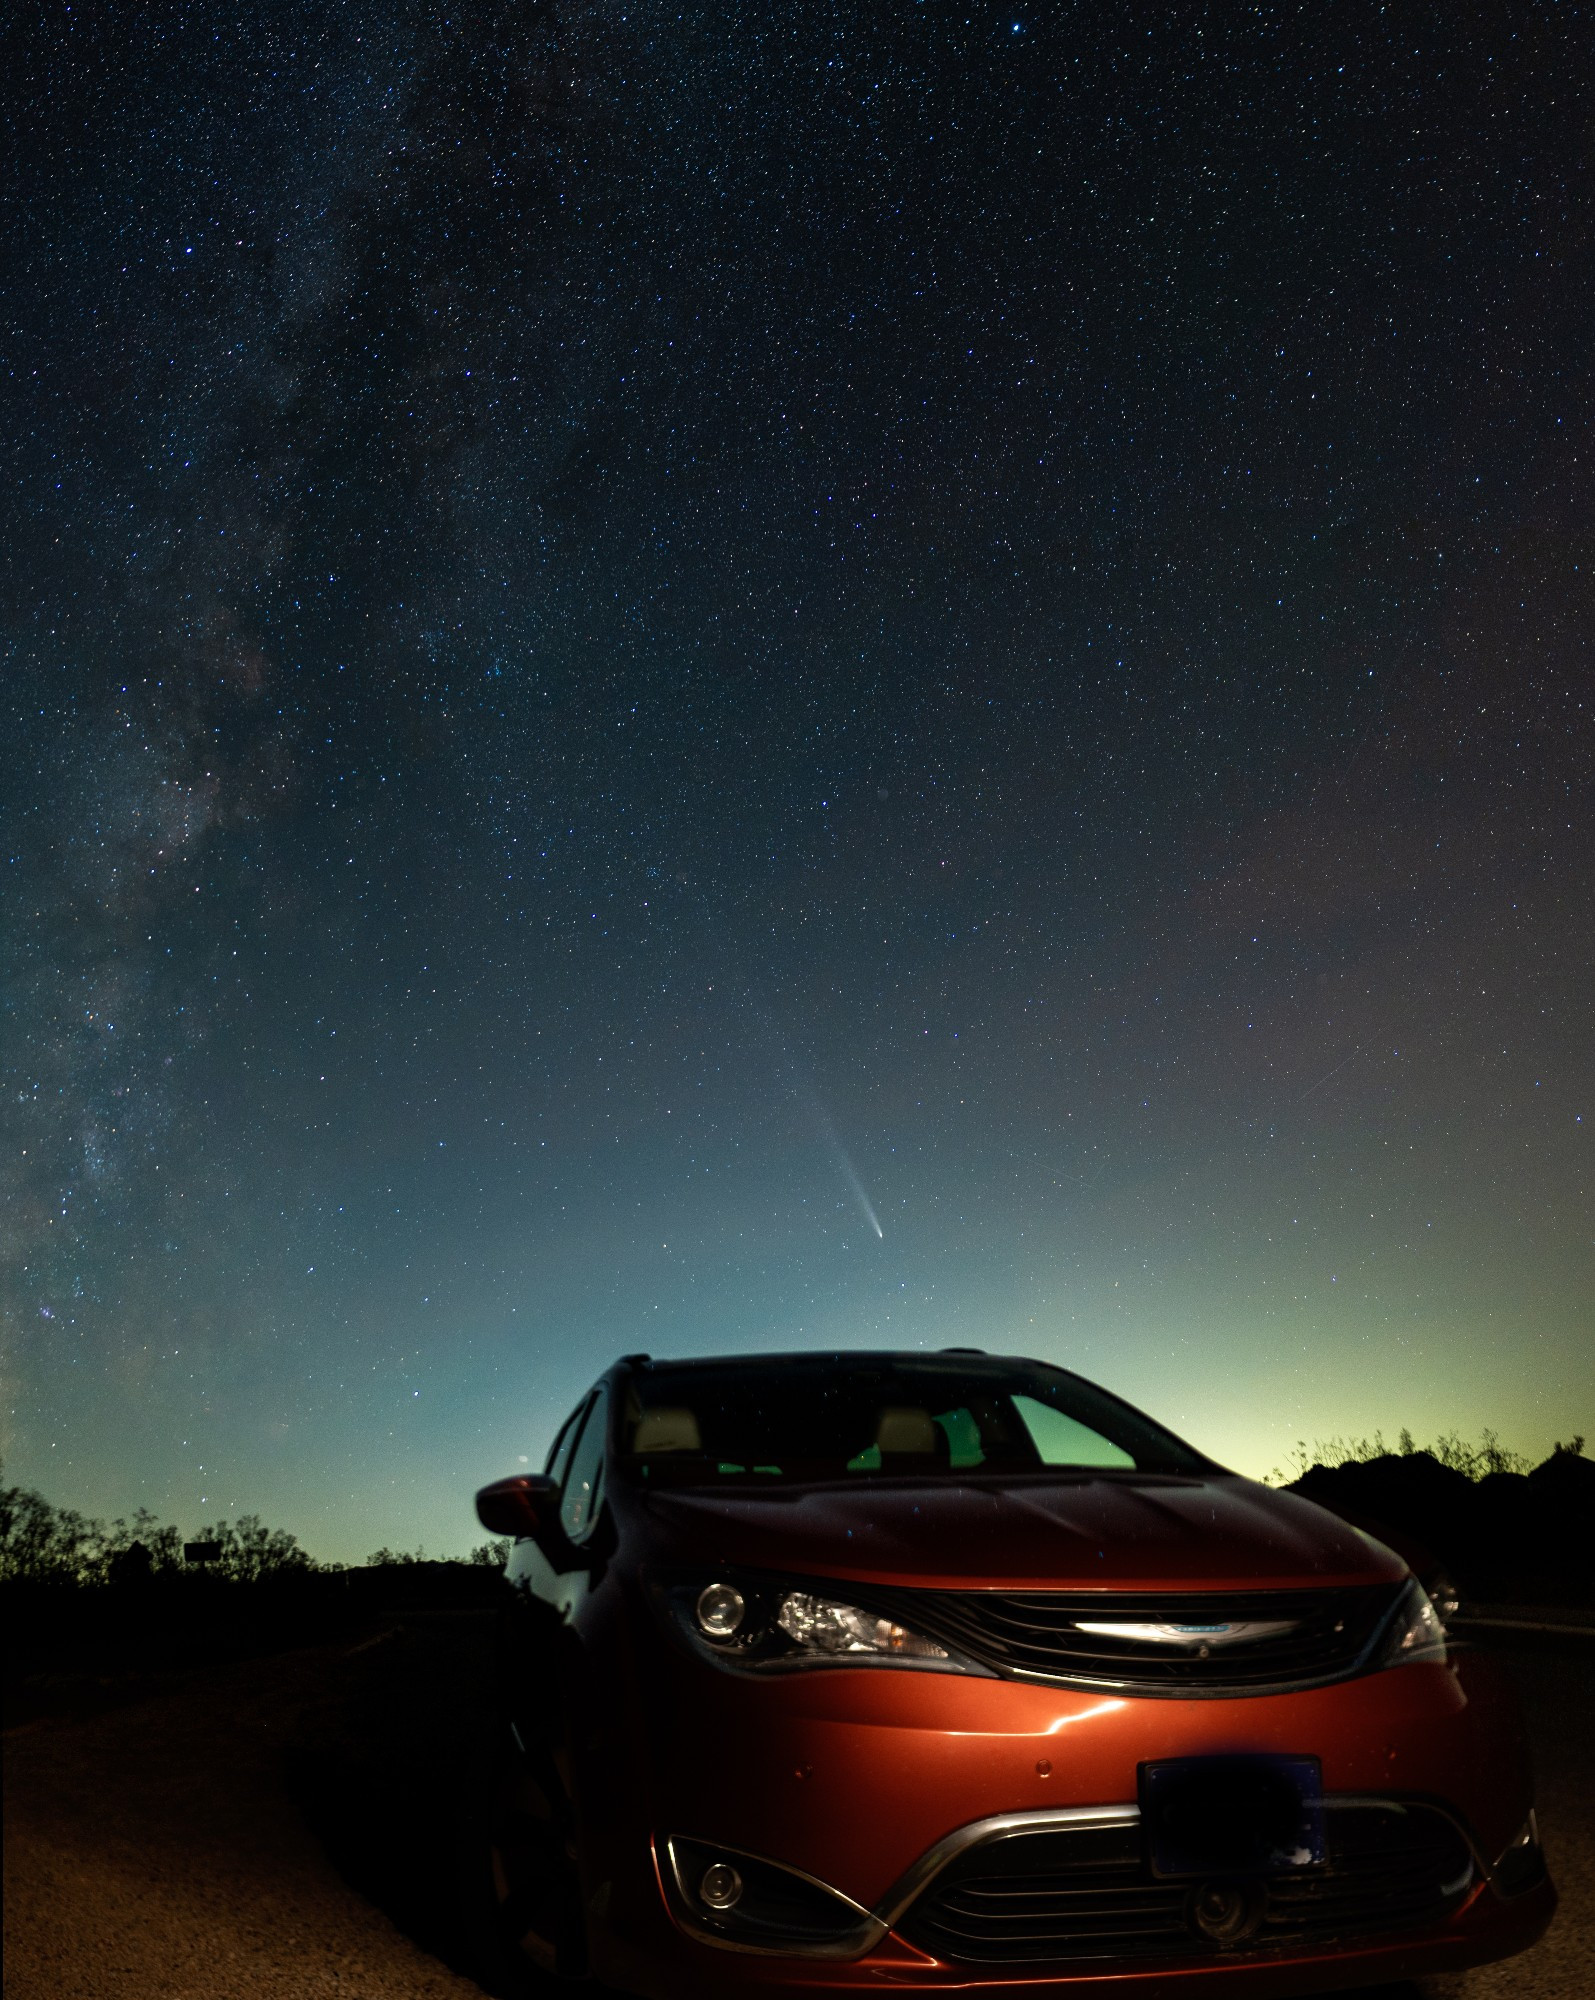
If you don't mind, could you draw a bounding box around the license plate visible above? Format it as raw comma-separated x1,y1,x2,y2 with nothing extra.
1139,1755,1324,1878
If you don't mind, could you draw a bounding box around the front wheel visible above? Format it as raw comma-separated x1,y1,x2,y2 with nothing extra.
461,1735,588,1993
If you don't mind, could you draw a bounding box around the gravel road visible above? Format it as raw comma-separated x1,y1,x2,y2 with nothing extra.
4,1617,1587,1999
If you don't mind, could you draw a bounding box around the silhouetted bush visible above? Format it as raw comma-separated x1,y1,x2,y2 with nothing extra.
1267,1426,1537,1484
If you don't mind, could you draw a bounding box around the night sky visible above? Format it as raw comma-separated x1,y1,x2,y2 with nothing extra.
5,1,1590,1563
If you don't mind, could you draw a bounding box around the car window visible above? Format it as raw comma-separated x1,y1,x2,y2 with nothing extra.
845,1405,987,1471
1013,1393,1136,1469
618,1356,1204,1484
545,1399,588,1484
560,1387,608,1541
934,1405,987,1468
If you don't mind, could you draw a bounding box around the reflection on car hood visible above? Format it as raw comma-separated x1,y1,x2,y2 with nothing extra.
640,1475,1404,1591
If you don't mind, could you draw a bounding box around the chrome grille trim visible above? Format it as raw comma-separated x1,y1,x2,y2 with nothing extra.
887,1796,1484,1965
854,1583,1404,1696
876,1805,1142,1927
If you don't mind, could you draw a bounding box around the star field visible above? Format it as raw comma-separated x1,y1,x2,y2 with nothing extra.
3,0,1590,1560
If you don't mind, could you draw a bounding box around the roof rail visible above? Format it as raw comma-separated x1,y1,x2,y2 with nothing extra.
940,1346,985,1354
619,1352,652,1367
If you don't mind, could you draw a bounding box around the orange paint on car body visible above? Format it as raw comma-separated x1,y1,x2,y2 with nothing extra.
476,1351,1553,1998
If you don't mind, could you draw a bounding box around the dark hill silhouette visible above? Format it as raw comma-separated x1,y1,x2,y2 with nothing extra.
1287,1444,1595,1607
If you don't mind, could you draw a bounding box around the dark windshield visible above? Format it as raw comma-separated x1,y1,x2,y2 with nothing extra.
618,1353,1210,1485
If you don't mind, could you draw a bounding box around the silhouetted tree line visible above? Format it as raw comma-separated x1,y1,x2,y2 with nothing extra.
0,1468,507,1588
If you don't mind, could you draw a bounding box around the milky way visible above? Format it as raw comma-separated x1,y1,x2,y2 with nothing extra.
4,1,1590,1558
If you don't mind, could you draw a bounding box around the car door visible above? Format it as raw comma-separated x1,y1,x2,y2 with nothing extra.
503,1385,609,1762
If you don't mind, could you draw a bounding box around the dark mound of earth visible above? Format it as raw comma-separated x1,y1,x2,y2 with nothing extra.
1287,1447,1595,1607
1,1561,504,1730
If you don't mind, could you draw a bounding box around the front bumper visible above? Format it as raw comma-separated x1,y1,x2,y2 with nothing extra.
637,1796,1552,1997
579,1642,1552,1995
626,1895,1555,2000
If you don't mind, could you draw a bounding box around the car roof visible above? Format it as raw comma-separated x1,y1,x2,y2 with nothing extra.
621,1349,1039,1377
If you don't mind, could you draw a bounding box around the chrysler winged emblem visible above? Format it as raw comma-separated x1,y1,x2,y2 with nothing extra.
1072,1619,1301,1647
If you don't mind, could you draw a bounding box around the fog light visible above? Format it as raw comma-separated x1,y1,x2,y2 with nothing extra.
664,1834,885,1958
700,1861,743,1910
696,1583,747,1638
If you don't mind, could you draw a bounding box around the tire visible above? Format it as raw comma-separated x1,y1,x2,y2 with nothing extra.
460,1731,588,1993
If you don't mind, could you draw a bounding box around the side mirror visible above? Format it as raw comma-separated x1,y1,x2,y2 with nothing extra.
475,1472,561,1540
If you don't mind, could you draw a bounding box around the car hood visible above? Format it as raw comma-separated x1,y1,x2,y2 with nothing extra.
638,1474,1405,1592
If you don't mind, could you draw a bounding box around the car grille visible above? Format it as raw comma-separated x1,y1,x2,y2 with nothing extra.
900,1801,1475,1964
872,1585,1399,1693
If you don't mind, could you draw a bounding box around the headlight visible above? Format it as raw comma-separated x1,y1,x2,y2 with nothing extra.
696,1582,747,1637
664,1573,984,1675
1376,1577,1448,1668
777,1590,950,1659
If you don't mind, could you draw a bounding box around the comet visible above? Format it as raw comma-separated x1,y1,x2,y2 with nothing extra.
835,1143,885,1239
811,1104,884,1239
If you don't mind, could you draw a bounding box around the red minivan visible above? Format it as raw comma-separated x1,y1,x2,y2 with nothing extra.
473,1349,1552,1997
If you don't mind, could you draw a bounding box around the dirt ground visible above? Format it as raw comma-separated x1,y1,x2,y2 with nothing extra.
4,1616,1588,1999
